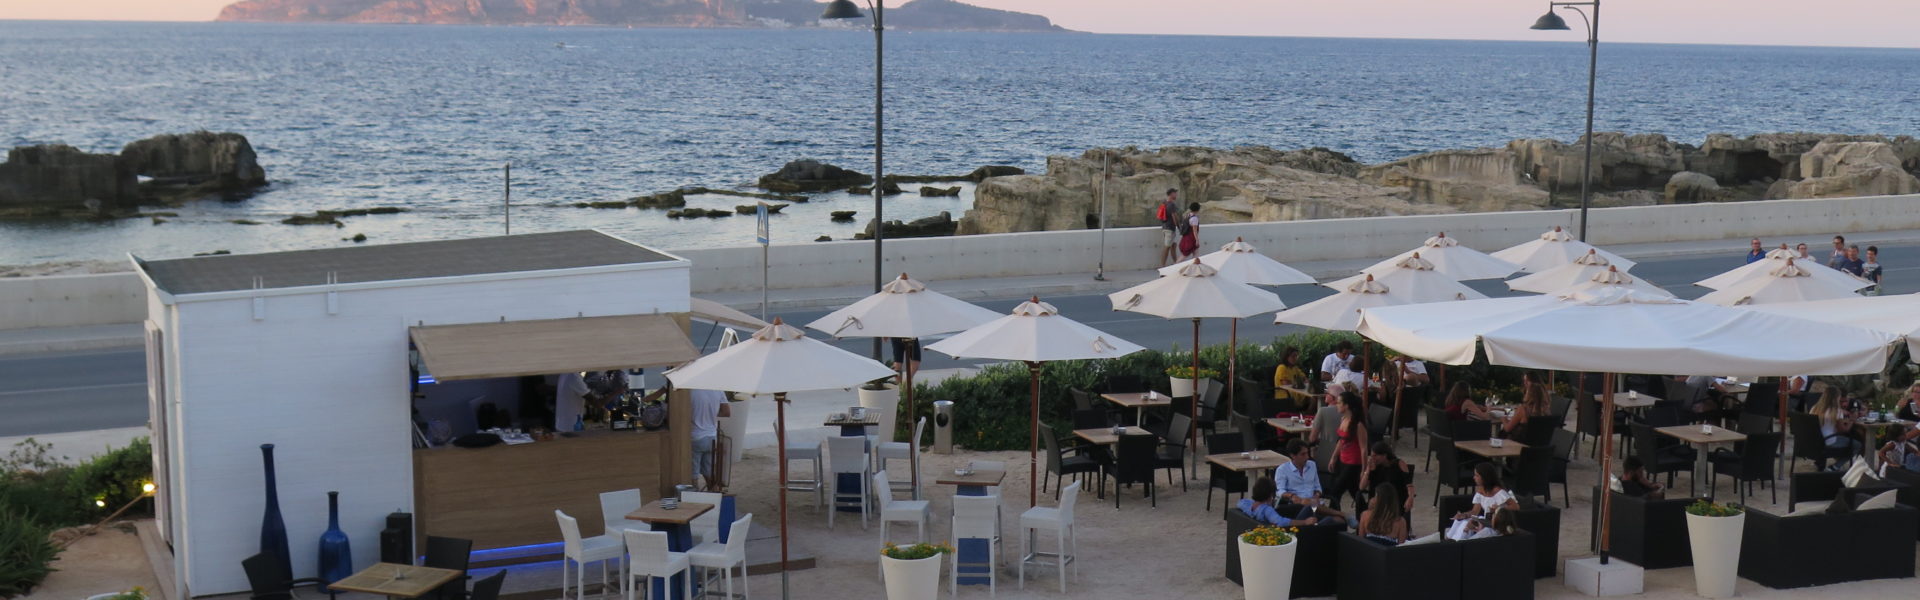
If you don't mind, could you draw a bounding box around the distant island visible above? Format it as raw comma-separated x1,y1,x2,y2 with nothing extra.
215,0,1072,32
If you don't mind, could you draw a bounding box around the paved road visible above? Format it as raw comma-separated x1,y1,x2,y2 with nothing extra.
7,242,1916,437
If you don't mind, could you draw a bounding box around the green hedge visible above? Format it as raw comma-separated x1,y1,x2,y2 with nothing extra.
897,330,1550,451
0,437,153,596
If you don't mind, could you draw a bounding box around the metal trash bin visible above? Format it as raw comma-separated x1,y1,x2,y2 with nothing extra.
932,400,955,454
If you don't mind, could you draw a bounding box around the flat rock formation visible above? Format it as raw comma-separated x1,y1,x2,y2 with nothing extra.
217,0,1071,31
0,132,267,218
956,133,1920,235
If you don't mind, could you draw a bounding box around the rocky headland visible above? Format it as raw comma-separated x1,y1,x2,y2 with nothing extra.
216,0,1070,32
0,132,268,219
953,132,1920,235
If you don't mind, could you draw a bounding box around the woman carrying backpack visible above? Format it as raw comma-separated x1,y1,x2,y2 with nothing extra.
1177,202,1201,259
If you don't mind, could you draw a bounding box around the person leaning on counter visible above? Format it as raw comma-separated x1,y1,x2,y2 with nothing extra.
551,371,595,431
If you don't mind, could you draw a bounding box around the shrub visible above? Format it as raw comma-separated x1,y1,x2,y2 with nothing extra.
881,541,953,560
1164,365,1221,380
0,507,60,597
1685,499,1743,517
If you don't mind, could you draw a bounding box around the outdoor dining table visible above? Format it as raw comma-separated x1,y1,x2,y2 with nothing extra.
1655,424,1747,496
936,464,1005,588
1074,426,1152,446
1264,417,1314,435
1596,392,1661,410
324,563,462,599
824,413,880,437
1455,439,1527,461
1205,449,1288,472
626,500,715,600
1101,392,1174,425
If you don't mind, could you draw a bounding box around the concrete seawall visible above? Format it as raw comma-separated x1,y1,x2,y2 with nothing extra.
5,193,1919,334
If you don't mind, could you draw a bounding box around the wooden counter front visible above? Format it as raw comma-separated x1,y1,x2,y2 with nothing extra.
412,428,679,550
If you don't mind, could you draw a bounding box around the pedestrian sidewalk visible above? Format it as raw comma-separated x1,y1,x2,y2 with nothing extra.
0,426,149,462
702,227,1920,312
0,323,143,356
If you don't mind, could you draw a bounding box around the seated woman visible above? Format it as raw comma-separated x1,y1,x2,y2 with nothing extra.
1443,381,1491,422
1445,462,1520,540
1876,426,1920,474
1811,388,1864,459
1618,456,1666,500
1358,483,1409,546
1362,441,1415,519
1895,383,1920,423
1501,382,1551,442
1239,476,1337,527
1452,507,1520,540
1273,347,1312,413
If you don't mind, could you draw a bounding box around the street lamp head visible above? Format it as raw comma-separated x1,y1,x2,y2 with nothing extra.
1530,10,1571,31
821,0,865,19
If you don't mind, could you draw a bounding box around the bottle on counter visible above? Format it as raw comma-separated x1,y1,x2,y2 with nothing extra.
573,414,585,432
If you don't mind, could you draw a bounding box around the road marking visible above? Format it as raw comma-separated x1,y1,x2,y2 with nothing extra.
0,382,143,397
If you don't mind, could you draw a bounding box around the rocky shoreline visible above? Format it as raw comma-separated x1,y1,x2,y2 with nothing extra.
955,132,1920,235
0,132,268,220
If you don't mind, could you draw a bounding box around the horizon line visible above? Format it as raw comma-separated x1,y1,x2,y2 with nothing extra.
3,18,1918,52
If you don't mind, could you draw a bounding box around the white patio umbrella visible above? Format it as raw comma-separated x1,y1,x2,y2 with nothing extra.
1695,259,1865,306
1516,259,1674,298
927,298,1145,506
1156,238,1317,414
1156,237,1317,285
1695,244,1870,292
666,319,896,599
1331,253,1490,304
1743,293,1920,355
1113,260,1287,469
1490,226,1636,273
1362,232,1521,281
1356,286,1899,562
806,273,1000,495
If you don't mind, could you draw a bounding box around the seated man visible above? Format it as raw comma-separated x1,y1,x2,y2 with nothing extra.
1319,342,1354,382
1239,477,1325,526
1272,439,1347,525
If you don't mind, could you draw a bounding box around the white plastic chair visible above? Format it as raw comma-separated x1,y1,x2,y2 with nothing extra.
1018,481,1080,592
556,510,623,600
682,491,723,546
873,469,931,577
688,513,752,600
827,435,871,529
951,494,1002,595
600,489,646,538
621,529,690,600
785,437,825,509
877,417,927,496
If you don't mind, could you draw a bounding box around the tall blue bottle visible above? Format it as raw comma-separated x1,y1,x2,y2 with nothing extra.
318,491,352,588
259,444,292,583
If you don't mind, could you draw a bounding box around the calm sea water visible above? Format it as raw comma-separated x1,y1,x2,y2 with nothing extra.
4,21,1919,264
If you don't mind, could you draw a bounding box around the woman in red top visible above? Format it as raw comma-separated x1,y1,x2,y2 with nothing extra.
1326,391,1369,511
1442,381,1490,422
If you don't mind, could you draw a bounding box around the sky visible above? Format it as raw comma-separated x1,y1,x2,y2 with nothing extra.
3,0,1915,49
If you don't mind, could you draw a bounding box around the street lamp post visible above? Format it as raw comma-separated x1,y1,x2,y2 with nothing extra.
1531,0,1600,242
823,0,887,359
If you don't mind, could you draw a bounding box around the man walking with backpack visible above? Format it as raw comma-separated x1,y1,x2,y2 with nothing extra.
1157,188,1180,266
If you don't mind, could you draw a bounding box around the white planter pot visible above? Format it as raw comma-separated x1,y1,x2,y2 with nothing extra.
1170,377,1196,399
1237,537,1297,600
881,553,942,600
1686,512,1745,599
718,399,749,464
858,383,899,443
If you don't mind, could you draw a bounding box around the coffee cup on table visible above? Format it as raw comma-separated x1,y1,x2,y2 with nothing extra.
1701,423,1713,434
1490,438,1505,448
1241,451,1252,459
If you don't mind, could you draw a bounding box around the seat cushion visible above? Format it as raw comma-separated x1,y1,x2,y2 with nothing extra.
687,542,732,566
580,534,625,560
1020,506,1062,527
882,500,930,519
1787,501,1831,516
785,443,820,459
1857,489,1898,511
877,441,913,458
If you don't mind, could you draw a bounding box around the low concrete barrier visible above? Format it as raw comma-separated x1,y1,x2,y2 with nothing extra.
5,193,1920,330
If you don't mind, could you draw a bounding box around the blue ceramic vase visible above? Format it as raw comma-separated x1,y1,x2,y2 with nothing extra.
318,491,352,587
259,444,292,582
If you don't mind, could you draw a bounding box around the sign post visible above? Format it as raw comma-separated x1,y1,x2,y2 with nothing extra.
757,202,771,322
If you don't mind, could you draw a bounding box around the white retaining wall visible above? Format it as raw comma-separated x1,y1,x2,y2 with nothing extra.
6,193,1920,327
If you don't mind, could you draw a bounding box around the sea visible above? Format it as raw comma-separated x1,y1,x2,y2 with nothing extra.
4,21,1919,266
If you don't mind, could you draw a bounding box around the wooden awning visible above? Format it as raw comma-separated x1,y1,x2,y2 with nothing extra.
688,297,769,331
410,315,698,382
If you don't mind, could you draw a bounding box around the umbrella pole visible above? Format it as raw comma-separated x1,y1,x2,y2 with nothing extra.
1391,361,1406,443
775,392,792,599
1362,338,1373,408
1228,318,1238,422
906,339,919,499
1027,361,1042,508
1191,318,1202,477
1598,374,1614,564
1778,377,1790,479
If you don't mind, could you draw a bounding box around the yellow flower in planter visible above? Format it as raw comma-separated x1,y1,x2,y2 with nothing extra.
1239,525,1298,547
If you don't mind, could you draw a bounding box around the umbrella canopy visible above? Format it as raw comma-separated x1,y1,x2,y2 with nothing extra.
805,273,1001,339
1155,238,1317,286
1742,293,1920,356
1362,232,1521,281
1490,226,1636,273
1330,254,1489,304
1695,245,1870,292
1557,265,1675,298
667,320,897,395
928,298,1146,362
1694,259,1865,307
1273,274,1403,332
1115,260,1288,319
1355,287,1897,375
1510,252,1671,297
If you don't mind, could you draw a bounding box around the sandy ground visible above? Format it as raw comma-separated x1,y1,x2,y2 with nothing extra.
29,524,160,599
